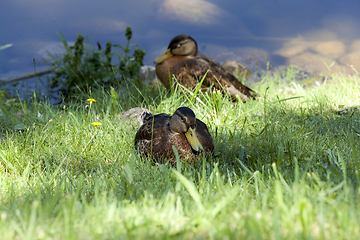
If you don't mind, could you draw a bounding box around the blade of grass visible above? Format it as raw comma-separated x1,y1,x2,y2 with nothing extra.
173,169,204,211
190,70,209,103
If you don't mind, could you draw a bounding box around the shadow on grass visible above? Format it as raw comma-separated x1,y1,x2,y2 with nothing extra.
212,102,360,186
1,75,360,205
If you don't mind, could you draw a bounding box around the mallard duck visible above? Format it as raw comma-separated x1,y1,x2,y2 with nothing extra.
155,34,259,102
135,107,214,165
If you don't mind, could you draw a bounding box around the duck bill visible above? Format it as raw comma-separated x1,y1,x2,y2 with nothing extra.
185,127,204,152
154,48,173,64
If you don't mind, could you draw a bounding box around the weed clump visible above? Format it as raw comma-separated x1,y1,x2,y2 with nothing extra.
47,26,146,99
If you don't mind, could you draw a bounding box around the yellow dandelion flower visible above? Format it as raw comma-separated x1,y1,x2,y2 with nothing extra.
91,122,102,127
87,98,96,103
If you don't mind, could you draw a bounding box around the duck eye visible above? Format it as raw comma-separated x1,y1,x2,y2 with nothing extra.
180,116,184,121
177,44,181,48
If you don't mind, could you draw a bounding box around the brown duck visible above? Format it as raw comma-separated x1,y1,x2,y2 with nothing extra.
155,34,258,102
135,107,214,164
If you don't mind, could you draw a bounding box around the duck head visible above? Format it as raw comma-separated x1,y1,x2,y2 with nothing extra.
154,34,198,64
169,107,203,152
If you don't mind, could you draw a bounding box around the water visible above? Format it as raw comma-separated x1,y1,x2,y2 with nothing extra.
1,0,360,88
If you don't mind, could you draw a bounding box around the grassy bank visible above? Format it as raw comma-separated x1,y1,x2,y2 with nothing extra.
0,70,360,239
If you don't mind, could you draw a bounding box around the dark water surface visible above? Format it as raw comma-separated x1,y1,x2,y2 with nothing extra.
1,0,360,84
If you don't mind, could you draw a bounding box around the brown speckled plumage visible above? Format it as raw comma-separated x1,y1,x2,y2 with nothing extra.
135,107,214,165
155,34,259,102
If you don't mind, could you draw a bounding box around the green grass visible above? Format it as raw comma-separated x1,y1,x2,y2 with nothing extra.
0,68,360,239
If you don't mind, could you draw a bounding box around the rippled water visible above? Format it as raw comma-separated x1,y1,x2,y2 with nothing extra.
1,0,360,85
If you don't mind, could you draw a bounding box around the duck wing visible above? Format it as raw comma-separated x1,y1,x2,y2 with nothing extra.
135,113,170,142
196,54,258,101
196,119,214,153
161,55,257,102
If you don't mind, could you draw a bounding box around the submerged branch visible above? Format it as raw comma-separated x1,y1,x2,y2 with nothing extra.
0,68,53,84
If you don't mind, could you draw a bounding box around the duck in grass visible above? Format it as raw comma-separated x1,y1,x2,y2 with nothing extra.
155,34,259,102
135,107,214,165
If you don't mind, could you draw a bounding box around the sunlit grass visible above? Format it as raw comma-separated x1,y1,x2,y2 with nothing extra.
0,69,360,239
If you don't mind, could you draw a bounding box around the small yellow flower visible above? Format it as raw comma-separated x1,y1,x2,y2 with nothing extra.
91,122,102,127
87,98,96,103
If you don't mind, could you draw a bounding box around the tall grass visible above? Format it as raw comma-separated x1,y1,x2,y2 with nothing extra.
0,69,359,239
